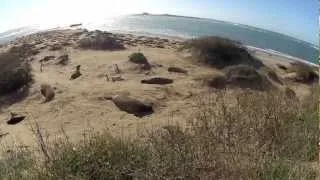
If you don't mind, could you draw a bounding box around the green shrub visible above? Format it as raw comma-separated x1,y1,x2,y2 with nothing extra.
129,52,151,70
129,52,149,65
181,36,264,69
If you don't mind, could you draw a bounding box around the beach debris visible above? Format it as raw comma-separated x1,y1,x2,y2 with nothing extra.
113,64,120,74
70,23,82,28
141,77,173,85
40,55,55,62
7,112,26,125
111,75,124,82
150,62,163,68
168,67,188,74
49,43,63,51
70,65,82,80
106,95,153,117
276,63,288,71
40,61,44,72
0,132,9,138
56,54,69,65
105,74,110,81
40,84,55,103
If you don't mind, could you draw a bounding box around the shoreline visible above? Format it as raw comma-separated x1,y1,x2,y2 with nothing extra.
246,45,319,67
1,27,317,68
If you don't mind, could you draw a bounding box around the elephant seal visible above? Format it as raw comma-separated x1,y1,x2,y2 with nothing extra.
141,77,173,85
106,95,153,117
40,84,55,103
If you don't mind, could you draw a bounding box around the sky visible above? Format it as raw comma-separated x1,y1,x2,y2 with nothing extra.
0,0,318,44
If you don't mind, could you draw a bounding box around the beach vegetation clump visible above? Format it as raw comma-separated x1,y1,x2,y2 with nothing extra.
206,74,227,89
260,66,283,85
287,61,318,83
181,36,264,69
77,31,125,50
0,45,33,95
223,64,273,90
129,52,151,70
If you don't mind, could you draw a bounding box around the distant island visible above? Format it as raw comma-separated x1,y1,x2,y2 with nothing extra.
136,12,216,21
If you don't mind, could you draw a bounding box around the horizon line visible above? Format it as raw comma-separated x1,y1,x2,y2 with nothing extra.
0,12,318,48
134,12,318,47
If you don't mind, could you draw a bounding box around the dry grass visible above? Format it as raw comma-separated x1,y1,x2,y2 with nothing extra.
181,36,264,69
0,87,317,179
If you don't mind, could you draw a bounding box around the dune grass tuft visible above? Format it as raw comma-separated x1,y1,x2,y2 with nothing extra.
181,36,264,69
0,87,317,179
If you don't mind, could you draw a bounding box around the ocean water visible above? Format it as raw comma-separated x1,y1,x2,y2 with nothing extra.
0,14,318,63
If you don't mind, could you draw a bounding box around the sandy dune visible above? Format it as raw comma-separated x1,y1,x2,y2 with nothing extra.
0,29,315,151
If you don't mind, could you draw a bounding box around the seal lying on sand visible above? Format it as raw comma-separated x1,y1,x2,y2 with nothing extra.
141,77,173,85
40,84,55,103
168,67,188,74
105,95,153,117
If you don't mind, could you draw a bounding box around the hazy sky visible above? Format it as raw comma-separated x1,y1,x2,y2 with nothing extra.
0,0,318,44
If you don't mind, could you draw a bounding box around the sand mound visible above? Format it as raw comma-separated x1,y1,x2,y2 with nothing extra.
56,54,69,65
